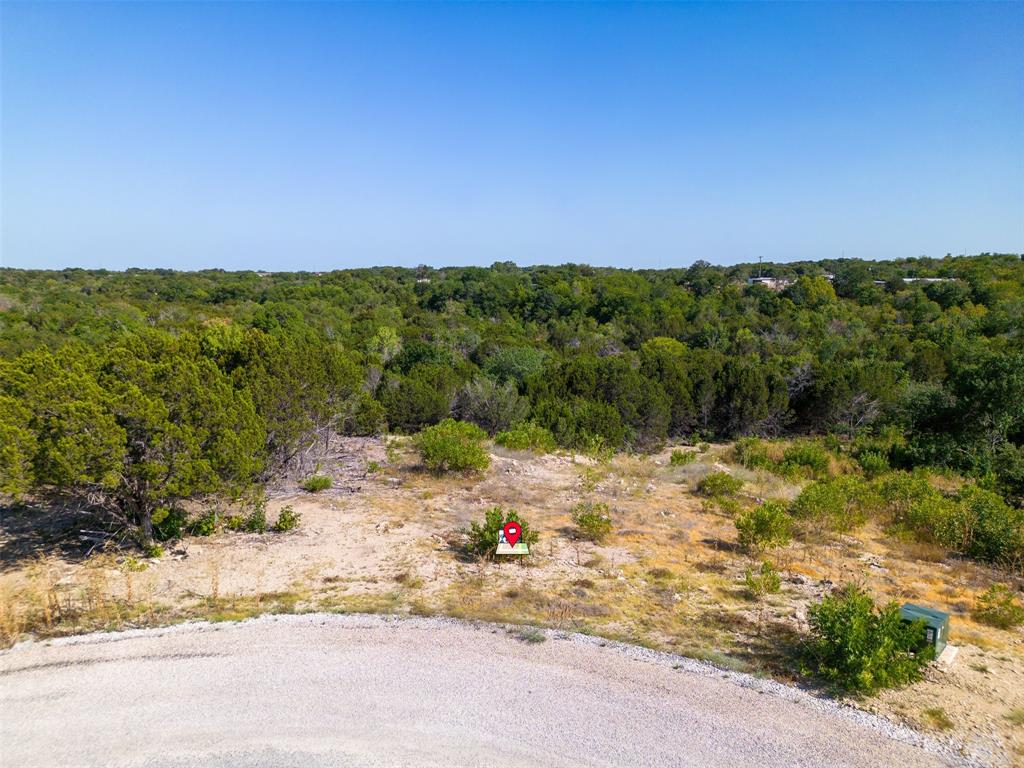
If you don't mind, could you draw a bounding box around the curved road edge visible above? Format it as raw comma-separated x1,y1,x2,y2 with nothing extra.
0,612,983,768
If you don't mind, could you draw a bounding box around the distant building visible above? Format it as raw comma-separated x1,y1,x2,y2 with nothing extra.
747,276,794,291
872,277,956,286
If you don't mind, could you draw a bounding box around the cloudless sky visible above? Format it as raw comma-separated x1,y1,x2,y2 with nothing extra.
1,1,1021,271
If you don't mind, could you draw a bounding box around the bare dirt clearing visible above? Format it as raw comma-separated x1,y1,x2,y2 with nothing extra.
2,438,1022,766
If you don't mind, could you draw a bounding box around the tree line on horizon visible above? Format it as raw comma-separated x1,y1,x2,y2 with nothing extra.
0,253,1021,545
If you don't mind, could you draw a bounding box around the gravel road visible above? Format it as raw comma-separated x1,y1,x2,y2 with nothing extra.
0,614,968,768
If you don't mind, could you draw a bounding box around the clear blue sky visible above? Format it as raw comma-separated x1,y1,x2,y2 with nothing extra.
2,2,1021,271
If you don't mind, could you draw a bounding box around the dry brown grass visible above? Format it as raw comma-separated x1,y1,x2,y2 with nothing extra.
0,554,170,646
0,583,27,646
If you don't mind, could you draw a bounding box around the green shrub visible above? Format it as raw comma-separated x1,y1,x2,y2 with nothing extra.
822,433,844,453
120,555,148,572
379,368,455,433
791,476,873,533
143,543,164,558
532,397,626,453
877,476,1024,567
385,438,402,464
901,494,956,542
856,450,890,478
697,442,710,453
340,391,387,436
853,427,904,460
272,505,301,533
669,448,697,466
735,501,792,552
578,432,613,458
876,471,934,520
454,376,529,434
734,437,772,470
152,506,187,541
484,346,547,385
805,584,934,694
301,474,332,492
512,627,547,644
696,471,743,497
973,584,1024,630
937,485,1024,566
876,471,948,537
416,418,490,473
704,495,742,517
241,504,267,533
744,560,782,598
188,511,218,537
993,442,1024,505
465,506,538,559
571,501,613,542
779,441,831,478
494,422,557,453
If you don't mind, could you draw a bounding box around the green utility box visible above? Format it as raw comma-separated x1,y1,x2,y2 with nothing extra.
900,603,950,656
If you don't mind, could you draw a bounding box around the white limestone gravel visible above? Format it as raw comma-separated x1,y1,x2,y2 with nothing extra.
0,613,979,768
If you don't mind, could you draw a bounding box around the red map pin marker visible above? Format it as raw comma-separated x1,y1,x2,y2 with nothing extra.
503,521,522,548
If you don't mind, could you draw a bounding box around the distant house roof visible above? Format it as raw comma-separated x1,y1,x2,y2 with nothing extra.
747,276,794,290
873,277,956,285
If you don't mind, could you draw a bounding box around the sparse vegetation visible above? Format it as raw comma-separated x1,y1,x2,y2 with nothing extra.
152,507,187,542
511,626,546,643
301,474,333,492
143,544,164,558
973,584,1024,630
1005,708,1024,726
743,560,781,599
571,501,613,542
669,448,697,466
733,437,833,480
393,571,424,589
923,707,954,731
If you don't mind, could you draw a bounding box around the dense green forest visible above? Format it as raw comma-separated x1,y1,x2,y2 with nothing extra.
1,254,1022,545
